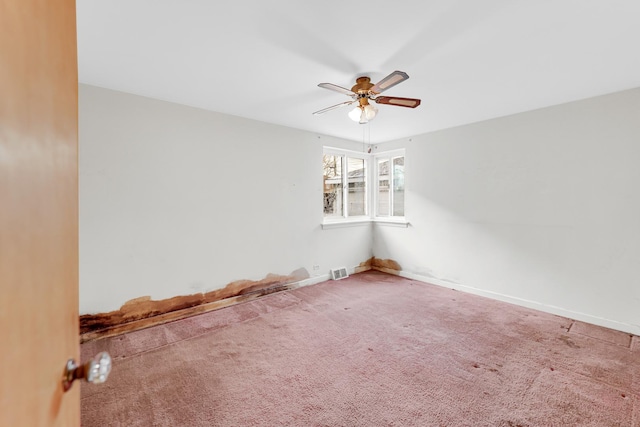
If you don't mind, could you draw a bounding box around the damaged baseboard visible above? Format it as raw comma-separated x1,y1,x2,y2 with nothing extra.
79,263,385,343
356,257,401,275
80,272,338,343
80,283,291,343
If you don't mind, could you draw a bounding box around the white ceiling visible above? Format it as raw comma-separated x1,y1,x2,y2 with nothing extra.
77,0,640,143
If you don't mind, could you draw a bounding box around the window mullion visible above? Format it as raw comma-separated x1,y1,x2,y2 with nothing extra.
371,158,376,218
365,157,370,217
342,155,348,218
388,156,394,216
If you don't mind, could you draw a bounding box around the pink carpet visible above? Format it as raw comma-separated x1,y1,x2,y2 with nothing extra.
81,271,640,426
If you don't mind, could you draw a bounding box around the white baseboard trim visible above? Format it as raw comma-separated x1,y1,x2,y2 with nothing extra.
297,274,331,288
398,271,640,336
296,264,370,288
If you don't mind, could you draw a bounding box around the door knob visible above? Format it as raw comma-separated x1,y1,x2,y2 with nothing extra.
62,351,112,392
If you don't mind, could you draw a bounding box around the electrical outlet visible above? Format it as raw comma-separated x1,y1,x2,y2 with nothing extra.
312,264,320,271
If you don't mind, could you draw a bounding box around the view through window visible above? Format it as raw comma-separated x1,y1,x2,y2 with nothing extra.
323,154,343,217
323,152,367,218
376,155,404,217
323,148,404,222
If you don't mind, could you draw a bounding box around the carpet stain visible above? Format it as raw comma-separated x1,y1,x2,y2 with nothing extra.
559,335,580,349
79,268,309,334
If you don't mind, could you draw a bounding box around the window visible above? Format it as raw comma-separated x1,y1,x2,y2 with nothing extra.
323,148,367,219
323,154,343,217
322,147,405,226
375,150,405,218
347,157,366,216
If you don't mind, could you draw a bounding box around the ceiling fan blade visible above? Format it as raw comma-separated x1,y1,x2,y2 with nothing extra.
374,96,421,108
318,83,356,96
312,100,357,115
370,71,409,94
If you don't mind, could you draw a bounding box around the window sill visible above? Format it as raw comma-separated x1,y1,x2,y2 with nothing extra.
321,217,409,229
372,218,410,228
321,218,372,230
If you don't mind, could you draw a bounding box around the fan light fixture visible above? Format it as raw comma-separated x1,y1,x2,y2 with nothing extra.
348,104,378,124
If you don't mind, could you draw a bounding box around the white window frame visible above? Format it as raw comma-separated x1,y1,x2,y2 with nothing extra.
372,148,407,226
322,147,408,229
322,147,369,227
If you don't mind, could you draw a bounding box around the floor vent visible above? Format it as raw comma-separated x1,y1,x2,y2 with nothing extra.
330,267,349,280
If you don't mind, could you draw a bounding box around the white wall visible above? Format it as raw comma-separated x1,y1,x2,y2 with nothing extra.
374,88,640,335
80,84,640,335
79,85,372,314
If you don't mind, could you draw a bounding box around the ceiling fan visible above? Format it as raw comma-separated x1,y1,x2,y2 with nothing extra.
313,70,421,124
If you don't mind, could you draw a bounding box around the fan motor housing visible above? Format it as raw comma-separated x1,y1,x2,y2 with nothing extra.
352,77,374,107
351,77,373,94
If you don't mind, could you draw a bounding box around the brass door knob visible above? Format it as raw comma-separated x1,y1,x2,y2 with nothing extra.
62,351,112,392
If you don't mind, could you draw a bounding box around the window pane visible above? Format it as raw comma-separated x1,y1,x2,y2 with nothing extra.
377,159,389,216
323,155,343,217
392,156,404,216
347,157,366,216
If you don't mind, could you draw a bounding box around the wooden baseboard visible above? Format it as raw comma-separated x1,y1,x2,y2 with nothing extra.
371,266,400,275
79,260,401,343
80,284,292,343
79,269,310,343
357,257,401,275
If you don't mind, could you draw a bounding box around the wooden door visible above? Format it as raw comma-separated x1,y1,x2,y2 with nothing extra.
0,0,80,425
